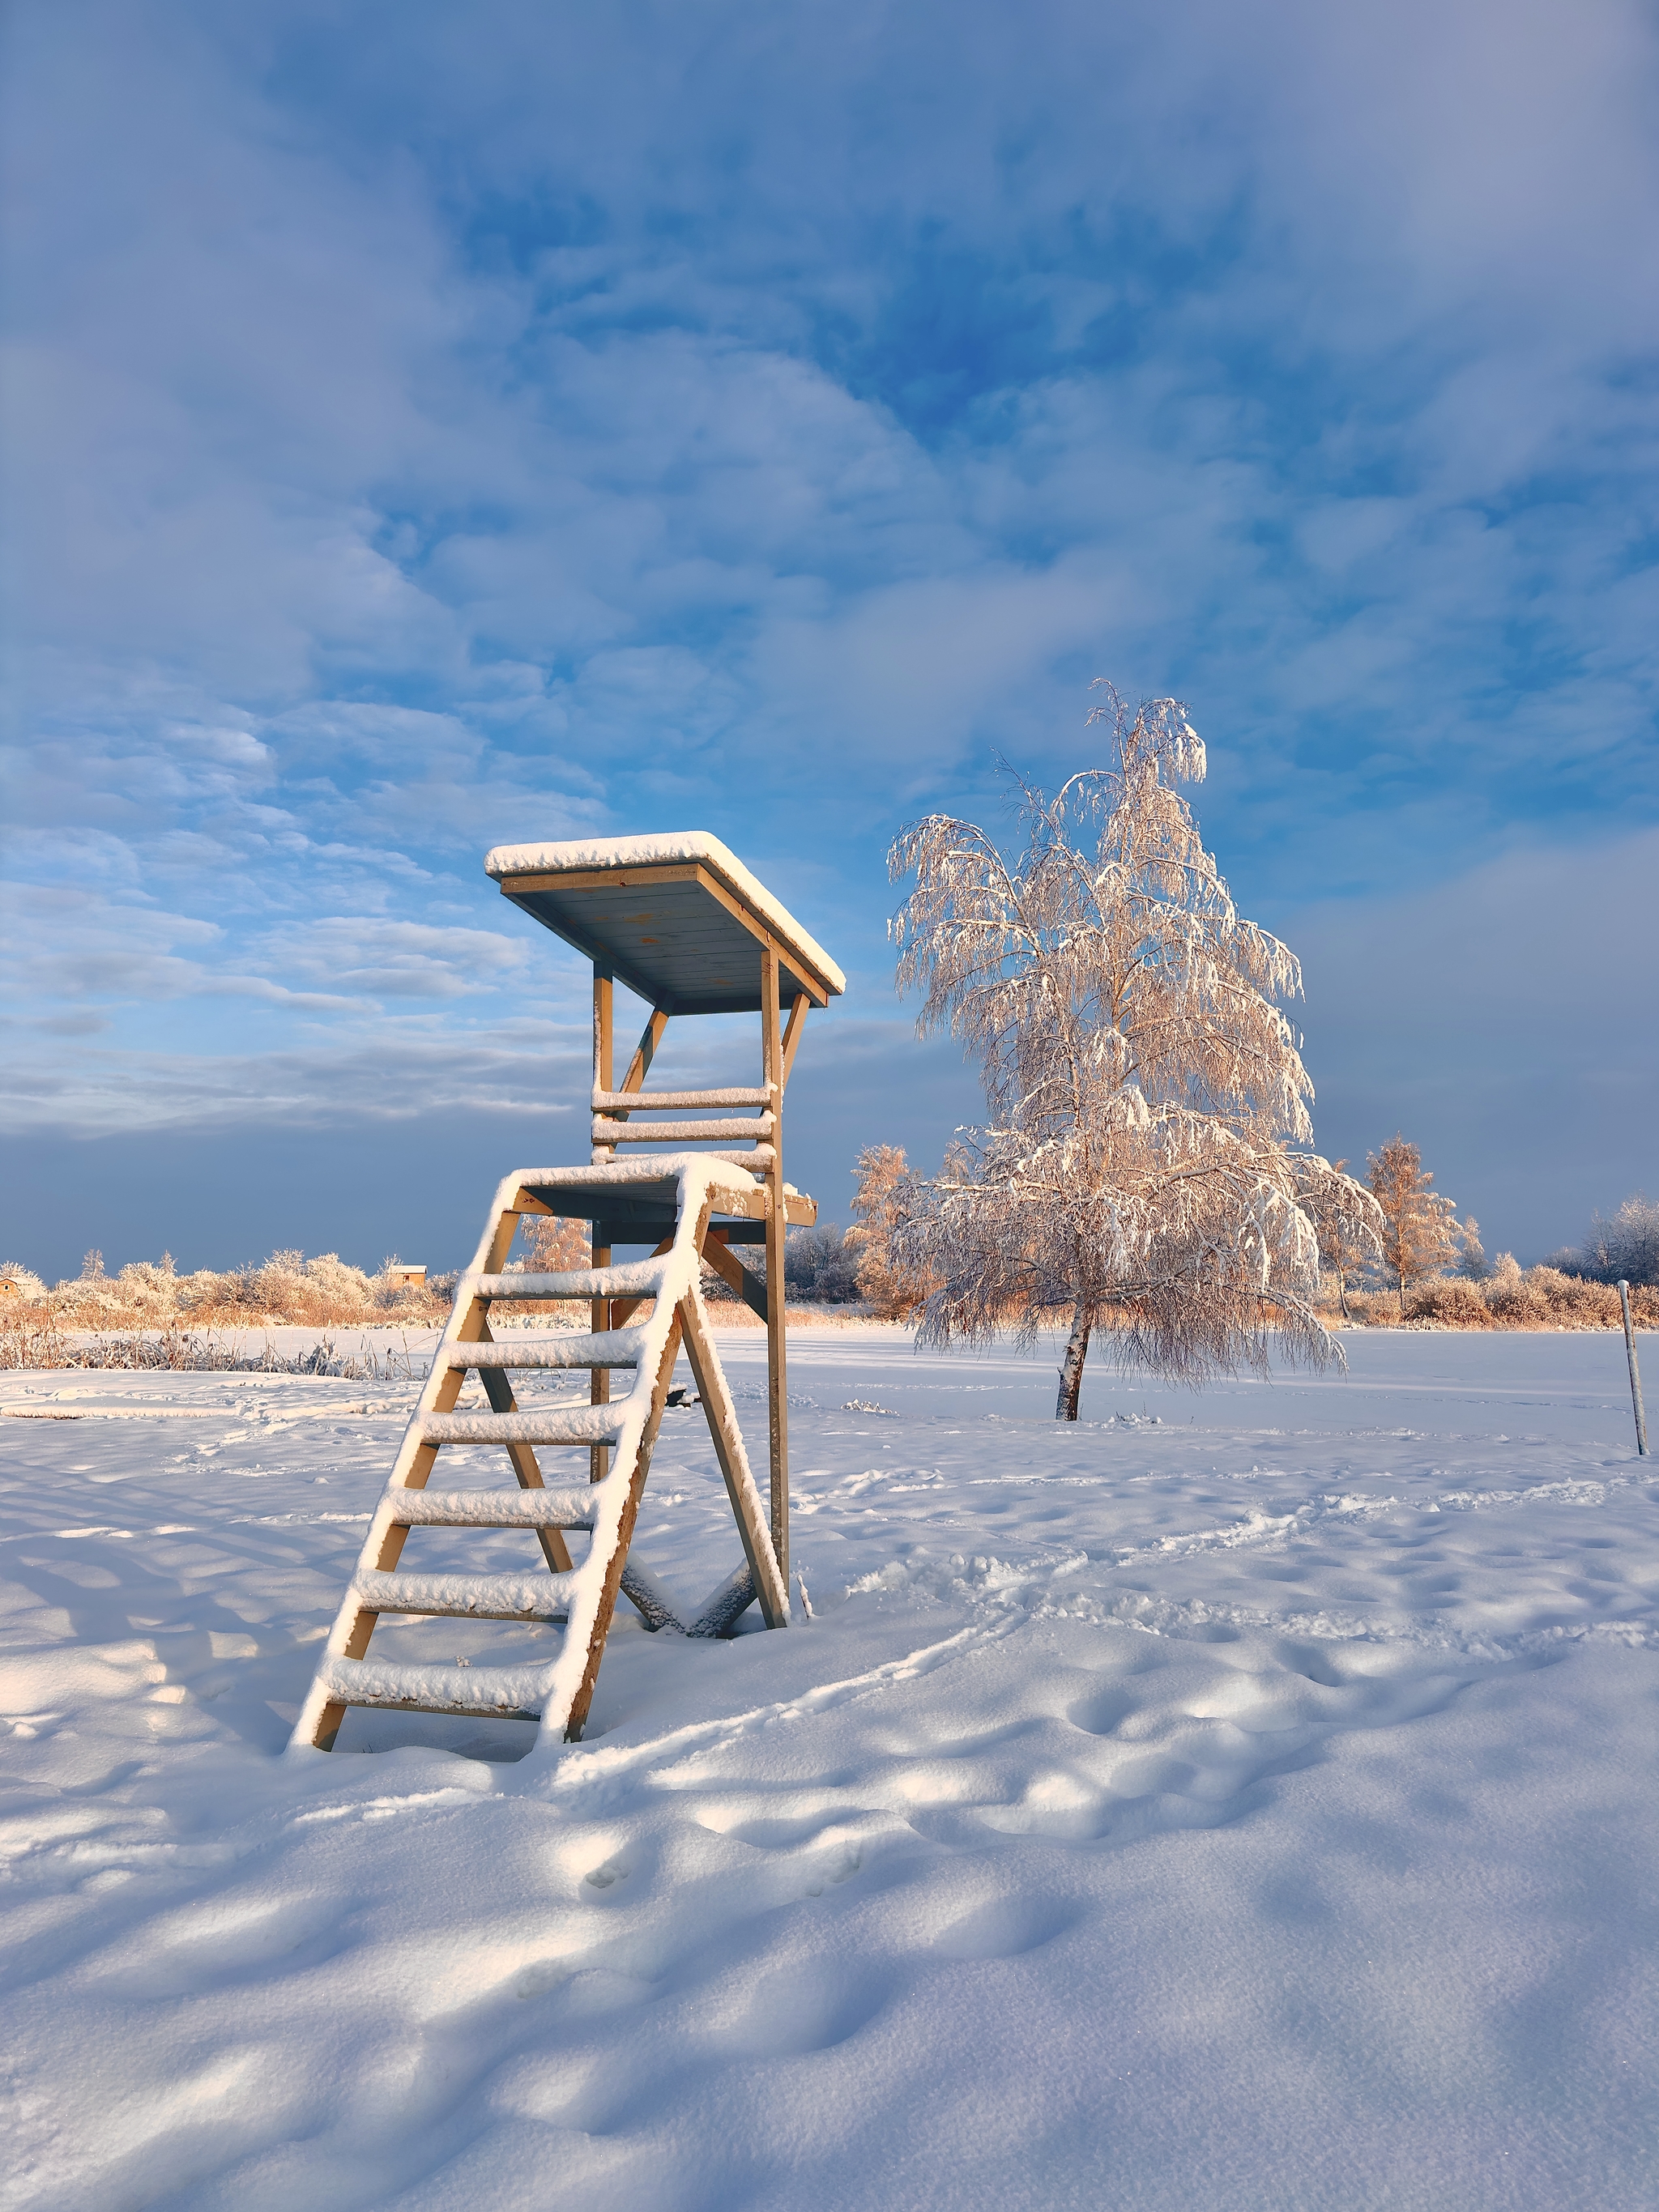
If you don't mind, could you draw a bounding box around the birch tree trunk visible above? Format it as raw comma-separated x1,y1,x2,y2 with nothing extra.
1057,1302,1092,1420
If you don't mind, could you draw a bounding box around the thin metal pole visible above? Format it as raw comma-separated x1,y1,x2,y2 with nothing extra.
1618,1281,1648,1456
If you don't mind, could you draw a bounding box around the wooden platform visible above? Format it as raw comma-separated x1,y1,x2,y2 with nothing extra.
484,833,846,1015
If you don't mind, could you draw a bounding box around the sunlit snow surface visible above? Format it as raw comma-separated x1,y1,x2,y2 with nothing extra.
2,1328,1656,2211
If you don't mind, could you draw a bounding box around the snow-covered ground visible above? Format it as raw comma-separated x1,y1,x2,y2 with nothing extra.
2,1327,1656,2211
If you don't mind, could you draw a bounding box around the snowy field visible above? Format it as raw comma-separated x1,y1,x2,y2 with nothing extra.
2,1326,1656,2211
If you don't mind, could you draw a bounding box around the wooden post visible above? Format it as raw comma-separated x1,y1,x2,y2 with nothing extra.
591,966,613,1481
591,970,614,1163
1619,1281,1649,1456
761,948,789,1583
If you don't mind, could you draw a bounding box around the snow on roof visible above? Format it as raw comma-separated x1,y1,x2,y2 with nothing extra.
484,832,846,997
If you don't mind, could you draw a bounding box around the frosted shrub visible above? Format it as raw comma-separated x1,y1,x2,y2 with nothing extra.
1405,1278,1492,1328
1525,1267,1619,1328
53,1254,129,1324
38,1247,450,1330
111,1256,182,1322
1482,1255,1545,1325
303,1252,375,1312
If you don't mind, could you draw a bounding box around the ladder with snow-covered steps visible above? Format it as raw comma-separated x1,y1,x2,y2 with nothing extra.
291,1155,792,1752
290,829,845,1754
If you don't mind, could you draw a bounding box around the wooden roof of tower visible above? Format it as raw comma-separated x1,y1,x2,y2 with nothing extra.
484,833,846,1015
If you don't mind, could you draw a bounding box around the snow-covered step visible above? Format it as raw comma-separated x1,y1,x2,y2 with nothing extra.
350,1567,573,1621
591,1115,774,1145
442,1329,646,1371
473,1260,670,1301
414,1404,628,1447
592,1085,769,1111
292,1154,794,1757
385,1486,596,1530
315,1654,555,1720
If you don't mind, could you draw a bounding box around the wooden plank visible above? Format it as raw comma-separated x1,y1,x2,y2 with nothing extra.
590,1238,611,1486
702,1227,769,1322
678,1289,789,1627
614,1008,670,1113
593,1116,773,1144
761,945,790,1583
493,858,836,1008
591,966,614,1477
563,1255,702,1740
593,1086,770,1110
498,860,837,1006
501,863,706,894
590,970,615,1162
690,865,833,1004
780,995,809,1092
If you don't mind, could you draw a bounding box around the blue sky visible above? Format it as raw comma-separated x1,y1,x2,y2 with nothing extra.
2,0,1656,1275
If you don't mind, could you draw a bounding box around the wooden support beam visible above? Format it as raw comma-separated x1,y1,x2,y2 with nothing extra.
562,1200,707,1738
702,1228,769,1322
780,995,809,1093
679,1290,789,1626
761,946,789,1583
615,1008,670,1108
591,970,615,1163
591,965,614,1476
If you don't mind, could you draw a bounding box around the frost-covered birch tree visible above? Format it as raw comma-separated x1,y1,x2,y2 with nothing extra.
889,686,1380,1418
1367,1135,1458,1319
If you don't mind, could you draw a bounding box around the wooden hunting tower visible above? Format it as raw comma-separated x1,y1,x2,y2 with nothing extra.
292,834,844,1754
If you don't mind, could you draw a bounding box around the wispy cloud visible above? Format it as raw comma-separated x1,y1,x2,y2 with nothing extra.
2,0,1654,1261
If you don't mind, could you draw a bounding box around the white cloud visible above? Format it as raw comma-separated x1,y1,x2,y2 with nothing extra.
1,0,1654,1250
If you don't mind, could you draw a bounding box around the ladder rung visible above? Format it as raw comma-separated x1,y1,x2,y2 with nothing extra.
415,1406,626,1447
317,1654,553,1720
592,1086,770,1111
386,1486,596,1529
444,1329,645,1371
473,1260,670,1300
351,1568,573,1620
592,1116,774,1144
585,1148,774,1175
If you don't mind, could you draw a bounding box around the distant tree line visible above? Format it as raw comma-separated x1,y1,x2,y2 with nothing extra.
1548,1195,1659,1288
